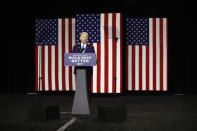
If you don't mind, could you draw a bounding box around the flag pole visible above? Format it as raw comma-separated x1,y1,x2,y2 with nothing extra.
37,19,44,106
38,46,42,105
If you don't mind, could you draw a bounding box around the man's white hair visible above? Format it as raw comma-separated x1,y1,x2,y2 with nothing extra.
80,32,88,38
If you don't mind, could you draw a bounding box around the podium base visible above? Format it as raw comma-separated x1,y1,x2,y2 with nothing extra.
72,69,90,115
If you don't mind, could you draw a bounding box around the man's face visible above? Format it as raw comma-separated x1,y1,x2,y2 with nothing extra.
80,33,88,44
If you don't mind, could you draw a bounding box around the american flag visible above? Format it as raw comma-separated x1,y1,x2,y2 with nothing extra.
76,13,122,93
35,18,76,91
126,18,168,91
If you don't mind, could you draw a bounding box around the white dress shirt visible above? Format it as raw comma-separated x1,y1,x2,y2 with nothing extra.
81,43,87,49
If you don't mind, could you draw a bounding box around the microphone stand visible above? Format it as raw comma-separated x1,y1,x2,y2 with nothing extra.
37,21,49,106
37,20,49,106
37,20,46,106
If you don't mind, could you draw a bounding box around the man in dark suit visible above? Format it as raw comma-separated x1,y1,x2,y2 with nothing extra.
72,32,95,104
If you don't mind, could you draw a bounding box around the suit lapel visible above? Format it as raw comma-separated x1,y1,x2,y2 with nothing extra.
77,44,81,53
85,44,90,53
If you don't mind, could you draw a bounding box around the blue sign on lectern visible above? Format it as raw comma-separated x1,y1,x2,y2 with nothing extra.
64,53,97,66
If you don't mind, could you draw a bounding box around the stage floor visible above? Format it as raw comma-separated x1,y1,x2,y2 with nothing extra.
0,94,196,131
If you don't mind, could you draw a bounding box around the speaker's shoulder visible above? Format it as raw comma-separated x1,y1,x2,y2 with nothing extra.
73,43,80,48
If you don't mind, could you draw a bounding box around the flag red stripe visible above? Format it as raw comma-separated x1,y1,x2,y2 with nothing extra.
97,43,101,93
62,19,66,91
132,46,135,90
120,13,122,93
126,45,128,91
48,46,52,91
69,18,73,91
41,46,45,91
112,13,116,93
35,46,38,91
160,18,163,91
91,74,93,93
104,14,109,93
153,18,156,91
146,46,149,91
139,46,142,91
55,45,59,91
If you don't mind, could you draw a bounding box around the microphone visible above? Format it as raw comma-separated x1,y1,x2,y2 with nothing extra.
81,48,85,52
113,37,118,41
77,46,85,53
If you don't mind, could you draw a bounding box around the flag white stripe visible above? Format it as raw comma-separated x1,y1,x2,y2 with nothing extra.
116,13,121,93
71,19,76,91
45,46,49,91
149,18,153,91
100,14,105,93
38,46,42,91
51,46,56,91
135,46,139,91
156,18,160,91
128,46,132,90
142,46,146,91
108,13,113,93
58,19,63,91
65,19,69,91
163,18,167,91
